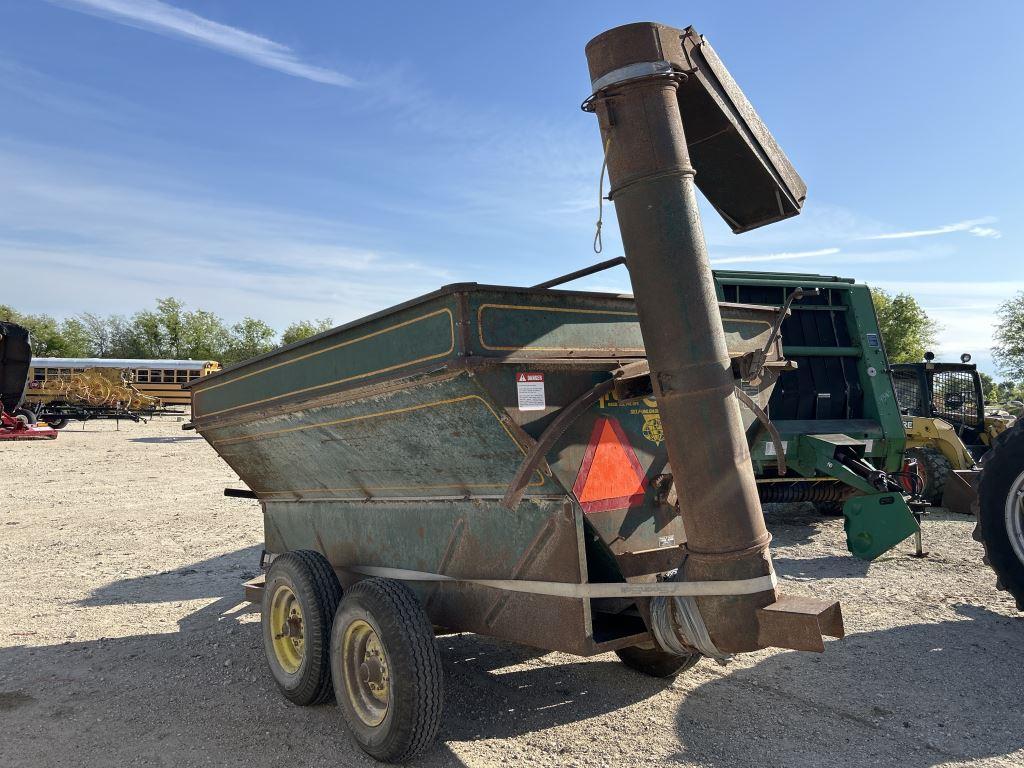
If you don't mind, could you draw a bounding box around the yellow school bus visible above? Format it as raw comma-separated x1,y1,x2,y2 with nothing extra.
27,358,221,408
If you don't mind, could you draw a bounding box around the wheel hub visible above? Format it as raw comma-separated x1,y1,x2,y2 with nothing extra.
342,619,390,726
1005,469,1024,565
269,584,305,674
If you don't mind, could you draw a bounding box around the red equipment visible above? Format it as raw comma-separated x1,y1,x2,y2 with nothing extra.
0,406,57,440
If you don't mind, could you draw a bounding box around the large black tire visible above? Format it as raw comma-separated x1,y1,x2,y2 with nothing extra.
906,446,951,505
331,578,443,763
45,417,69,430
615,645,701,678
262,550,342,706
973,422,1024,611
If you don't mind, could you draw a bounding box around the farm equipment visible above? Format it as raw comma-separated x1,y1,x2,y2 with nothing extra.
713,271,919,549
25,366,161,429
0,322,57,441
191,21,855,762
890,355,1012,511
973,419,1024,610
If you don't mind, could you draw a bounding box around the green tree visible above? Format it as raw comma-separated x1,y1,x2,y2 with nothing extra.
993,291,1024,381
225,317,276,363
280,317,333,346
179,309,230,360
57,317,93,357
0,306,71,356
871,288,940,363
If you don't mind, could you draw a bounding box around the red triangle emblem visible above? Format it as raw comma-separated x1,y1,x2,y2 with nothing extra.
573,417,647,513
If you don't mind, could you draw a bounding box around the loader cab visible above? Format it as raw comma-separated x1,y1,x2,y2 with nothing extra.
891,356,986,455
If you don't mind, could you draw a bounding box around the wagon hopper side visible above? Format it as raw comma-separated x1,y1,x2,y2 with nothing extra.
190,284,818,656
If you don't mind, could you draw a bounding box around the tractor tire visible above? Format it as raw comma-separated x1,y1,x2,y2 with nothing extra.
906,446,951,506
972,421,1024,611
46,418,69,430
615,645,701,678
262,550,342,706
331,578,443,763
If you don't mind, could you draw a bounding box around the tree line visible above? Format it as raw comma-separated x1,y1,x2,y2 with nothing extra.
3,291,1023,401
0,298,332,365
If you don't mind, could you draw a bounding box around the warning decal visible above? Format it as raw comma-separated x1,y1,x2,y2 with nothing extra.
516,372,546,411
573,416,647,513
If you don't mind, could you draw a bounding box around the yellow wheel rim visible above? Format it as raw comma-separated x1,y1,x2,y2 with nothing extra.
342,619,390,727
269,584,305,674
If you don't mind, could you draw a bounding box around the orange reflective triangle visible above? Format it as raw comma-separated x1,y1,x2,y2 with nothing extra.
573,417,647,513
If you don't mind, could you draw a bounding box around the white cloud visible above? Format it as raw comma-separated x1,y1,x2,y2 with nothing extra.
710,247,840,265
857,216,1000,241
0,143,447,327
968,226,1001,239
49,0,354,87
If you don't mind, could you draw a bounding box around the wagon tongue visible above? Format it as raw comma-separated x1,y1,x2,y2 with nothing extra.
584,22,841,655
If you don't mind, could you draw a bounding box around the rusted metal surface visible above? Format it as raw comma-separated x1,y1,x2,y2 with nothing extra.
757,596,844,653
943,469,981,515
584,22,828,653
243,575,266,604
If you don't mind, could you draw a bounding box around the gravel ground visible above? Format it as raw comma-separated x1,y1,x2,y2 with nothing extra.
1,416,1021,768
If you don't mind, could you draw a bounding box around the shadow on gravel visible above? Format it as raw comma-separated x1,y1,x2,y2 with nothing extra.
437,633,666,742
128,436,205,443
78,545,263,606
771,554,872,580
4,595,1022,767
762,502,828,548
673,604,1023,768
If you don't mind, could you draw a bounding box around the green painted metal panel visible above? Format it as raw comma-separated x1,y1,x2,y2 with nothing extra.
203,371,557,500
192,297,459,419
263,497,603,655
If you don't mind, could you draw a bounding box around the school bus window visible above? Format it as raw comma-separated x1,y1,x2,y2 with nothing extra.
175,370,189,384
149,370,162,383
33,369,45,381
188,369,201,381
136,370,149,383
164,370,175,382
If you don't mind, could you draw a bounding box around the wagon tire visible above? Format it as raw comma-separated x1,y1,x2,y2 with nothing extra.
261,550,342,706
615,645,701,678
331,578,443,763
46,418,69,430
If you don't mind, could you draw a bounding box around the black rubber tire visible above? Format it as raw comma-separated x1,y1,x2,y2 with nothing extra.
973,421,1024,611
812,501,845,517
615,645,701,678
906,446,951,505
331,578,443,763
262,550,342,706
46,418,69,430
13,407,37,425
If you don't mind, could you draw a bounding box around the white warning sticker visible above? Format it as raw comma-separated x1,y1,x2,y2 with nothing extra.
516,372,546,411
764,440,789,457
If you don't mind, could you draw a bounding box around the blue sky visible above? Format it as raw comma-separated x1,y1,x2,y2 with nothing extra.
2,1,1021,373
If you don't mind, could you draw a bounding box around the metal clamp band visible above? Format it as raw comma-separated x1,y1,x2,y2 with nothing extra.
590,60,675,93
